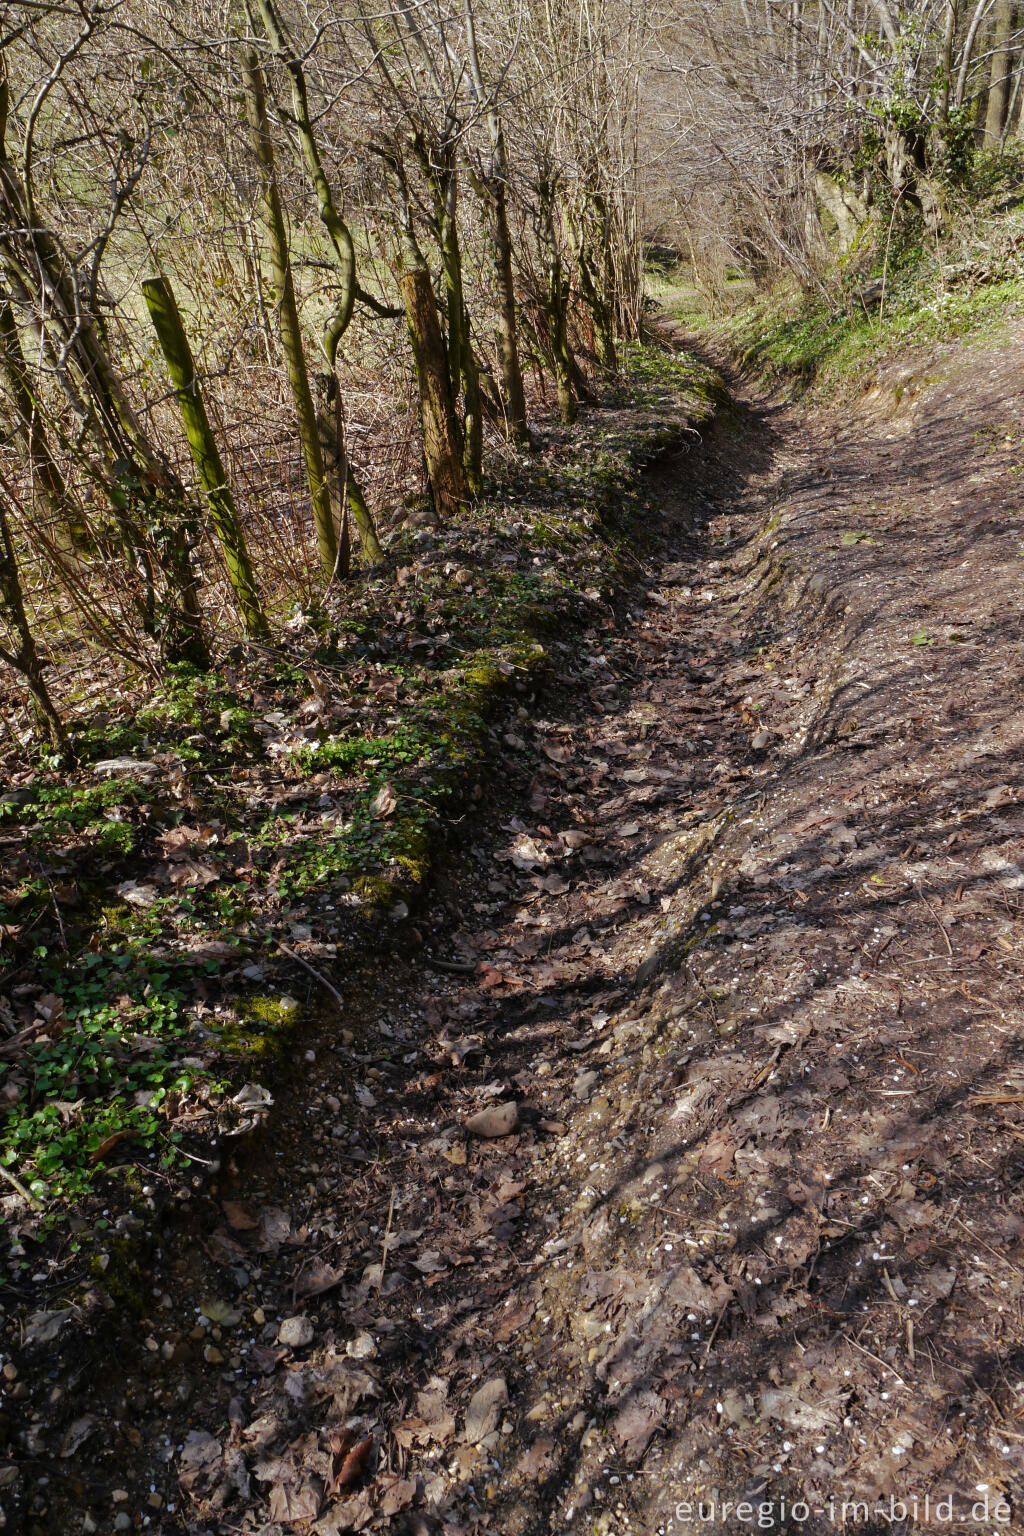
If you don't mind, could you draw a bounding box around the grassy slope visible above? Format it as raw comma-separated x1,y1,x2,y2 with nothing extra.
0,343,717,1253
661,151,1024,397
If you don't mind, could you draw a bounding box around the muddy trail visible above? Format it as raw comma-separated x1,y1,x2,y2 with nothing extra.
10,330,1024,1536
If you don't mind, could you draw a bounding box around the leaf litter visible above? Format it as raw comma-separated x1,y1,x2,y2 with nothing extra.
8,333,1024,1533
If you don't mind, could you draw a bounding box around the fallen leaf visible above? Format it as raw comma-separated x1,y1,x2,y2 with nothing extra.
378,1474,417,1517
516,1436,555,1477
328,1432,375,1493
465,1377,508,1443
268,1477,324,1522
222,1200,260,1231
370,783,398,818
295,1258,345,1297
611,1389,665,1462
87,1128,137,1165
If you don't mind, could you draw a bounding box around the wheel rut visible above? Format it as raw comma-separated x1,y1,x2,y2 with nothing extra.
20,333,1024,1536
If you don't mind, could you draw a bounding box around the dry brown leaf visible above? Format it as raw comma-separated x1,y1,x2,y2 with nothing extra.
268,1476,324,1523
295,1258,345,1297
221,1200,260,1231
516,1437,556,1477
328,1432,375,1493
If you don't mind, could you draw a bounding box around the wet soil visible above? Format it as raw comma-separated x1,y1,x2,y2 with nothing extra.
7,327,1024,1536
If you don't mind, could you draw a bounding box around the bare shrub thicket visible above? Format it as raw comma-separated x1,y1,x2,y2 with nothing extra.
0,0,648,738
3,0,1022,739
643,0,1024,304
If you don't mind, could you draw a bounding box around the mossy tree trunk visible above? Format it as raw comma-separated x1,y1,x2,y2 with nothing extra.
399,262,467,519
242,51,339,579
142,274,270,639
314,371,384,568
249,0,386,561
482,172,529,444
0,300,85,555
417,138,483,496
984,0,1016,145
1,69,208,668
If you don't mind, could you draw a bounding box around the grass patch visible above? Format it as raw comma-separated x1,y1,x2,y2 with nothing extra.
717,151,1024,393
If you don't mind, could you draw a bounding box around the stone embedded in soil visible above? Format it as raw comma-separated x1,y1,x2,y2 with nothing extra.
277,1315,314,1348
465,1102,519,1137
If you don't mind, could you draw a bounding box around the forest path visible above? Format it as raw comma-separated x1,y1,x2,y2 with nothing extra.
25,328,1024,1536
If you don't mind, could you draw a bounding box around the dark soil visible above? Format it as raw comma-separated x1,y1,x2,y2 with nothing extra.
5,326,1024,1536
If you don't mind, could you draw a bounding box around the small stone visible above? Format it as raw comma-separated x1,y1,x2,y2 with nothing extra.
252,1308,266,1325
203,1345,225,1364
465,1102,519,1138
93,757,159,777
278,1315,315,1348
147,1492,162,1509
573,1071,600,1099
751,729,772,751
113,1515,131,1531
346,1330,376,1359
111,1489,129,1503
2,1363,17,1381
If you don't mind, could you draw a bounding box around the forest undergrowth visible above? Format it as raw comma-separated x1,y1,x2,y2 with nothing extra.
0,345,716,1249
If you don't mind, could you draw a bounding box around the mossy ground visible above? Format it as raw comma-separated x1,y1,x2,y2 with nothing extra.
0,343,717,1234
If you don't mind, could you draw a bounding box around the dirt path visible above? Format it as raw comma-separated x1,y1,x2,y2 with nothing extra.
12,331,1024,1536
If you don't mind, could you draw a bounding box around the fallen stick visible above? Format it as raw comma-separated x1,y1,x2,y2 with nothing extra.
0,1162,43,1209
275,940,344,1009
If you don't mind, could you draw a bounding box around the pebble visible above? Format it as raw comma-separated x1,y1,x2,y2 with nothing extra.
278,1315,315,1348
465,1102,519,1138
113,1514,131,1531
573,1071,600,1099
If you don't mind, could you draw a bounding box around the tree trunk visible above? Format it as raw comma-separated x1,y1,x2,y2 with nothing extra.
0,300,85,554
243,51,338,579
252,0,357,366
576,242,617,377
462,0,529,445
142,274,270,639
0,473,66,750
538,181,576,426
398,266,466,520
486,178,530,444
984,0,1016,144
1,74,208,668
438,176,484,496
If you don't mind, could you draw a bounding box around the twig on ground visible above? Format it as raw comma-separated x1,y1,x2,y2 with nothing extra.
425,956,478,974
377,1185,396,1297
275,941,344,1008
915,883,953,956
847,1333,908,1387
0,1162,43,1209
